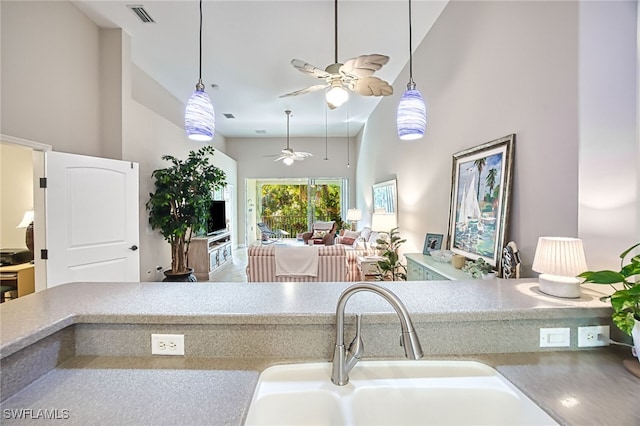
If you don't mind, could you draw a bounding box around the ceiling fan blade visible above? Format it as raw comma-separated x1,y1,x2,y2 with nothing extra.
291,59,332,79
273,155,287,162
279,84,328,98
351,76,394,97
340,54,390,79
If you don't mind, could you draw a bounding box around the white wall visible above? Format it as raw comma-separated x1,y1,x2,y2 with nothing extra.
226,136,356,246
0,1,103,156
578,1,639,270
357,0,582,276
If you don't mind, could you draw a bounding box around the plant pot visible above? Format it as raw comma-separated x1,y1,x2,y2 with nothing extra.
632,318,640,363
162,268,197,282
622,319,640,379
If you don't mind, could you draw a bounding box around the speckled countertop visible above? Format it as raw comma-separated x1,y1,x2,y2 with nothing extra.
1,279,638,425
0,279,613,357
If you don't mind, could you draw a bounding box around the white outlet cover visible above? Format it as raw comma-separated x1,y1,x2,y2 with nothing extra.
539,327,570,347
578,325,610,347
151,333,185,355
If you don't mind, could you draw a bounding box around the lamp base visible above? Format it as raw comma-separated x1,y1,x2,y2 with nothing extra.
538,275,581,298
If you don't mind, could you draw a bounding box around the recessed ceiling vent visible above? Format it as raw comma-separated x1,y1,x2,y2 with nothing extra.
223,113,235,119
127,5,155,23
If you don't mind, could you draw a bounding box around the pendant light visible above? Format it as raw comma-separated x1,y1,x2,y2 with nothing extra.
397,0,426,140
185,0,215,141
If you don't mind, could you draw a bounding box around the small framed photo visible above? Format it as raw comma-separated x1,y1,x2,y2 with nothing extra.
423,233,444,255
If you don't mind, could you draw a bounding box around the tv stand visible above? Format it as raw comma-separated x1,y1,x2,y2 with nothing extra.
189,231,232,281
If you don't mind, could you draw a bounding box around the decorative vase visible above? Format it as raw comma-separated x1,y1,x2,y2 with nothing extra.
162,268,197,282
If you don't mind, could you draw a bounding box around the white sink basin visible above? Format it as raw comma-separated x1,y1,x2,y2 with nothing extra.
244,360,558,426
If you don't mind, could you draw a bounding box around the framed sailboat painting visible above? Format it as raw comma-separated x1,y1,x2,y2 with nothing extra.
447,134,515,271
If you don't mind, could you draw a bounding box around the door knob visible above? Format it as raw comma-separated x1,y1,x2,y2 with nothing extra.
129,245,138,251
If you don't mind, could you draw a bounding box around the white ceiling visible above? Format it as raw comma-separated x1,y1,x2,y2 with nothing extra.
73,0,447,138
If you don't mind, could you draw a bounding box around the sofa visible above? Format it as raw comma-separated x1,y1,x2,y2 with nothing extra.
246,244,348,282
335,227,380,281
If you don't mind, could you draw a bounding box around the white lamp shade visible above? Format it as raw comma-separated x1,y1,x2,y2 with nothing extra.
397,88,426,140
346,209,362,221
371,213,397,232
326,84,349,108
16,210,34,228
532,237,588,276
185,89,215,141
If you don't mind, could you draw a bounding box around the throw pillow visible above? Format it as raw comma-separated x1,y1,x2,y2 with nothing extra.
341,237,356,246
312,230,327,239
343,230,360,240
360,227,372,241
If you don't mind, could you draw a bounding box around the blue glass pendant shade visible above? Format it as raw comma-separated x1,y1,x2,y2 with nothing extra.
185,84,215,142
397,88,426,140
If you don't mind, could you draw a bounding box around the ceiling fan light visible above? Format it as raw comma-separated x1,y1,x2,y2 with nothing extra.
185,87,215,141
283,157,294,166
326,84,349,108
397,88,426,140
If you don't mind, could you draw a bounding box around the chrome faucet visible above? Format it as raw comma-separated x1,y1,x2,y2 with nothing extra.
331,282,424,386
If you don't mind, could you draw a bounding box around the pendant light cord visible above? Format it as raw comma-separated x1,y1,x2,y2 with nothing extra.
196,0,204,89
334,0,338,64
408,0,415,89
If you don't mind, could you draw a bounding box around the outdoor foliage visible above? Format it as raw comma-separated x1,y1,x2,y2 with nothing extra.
260,183,343,234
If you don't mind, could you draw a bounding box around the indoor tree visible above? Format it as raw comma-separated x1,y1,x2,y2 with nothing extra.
146,146,226,278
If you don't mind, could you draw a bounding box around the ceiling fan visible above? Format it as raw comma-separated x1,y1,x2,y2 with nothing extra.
267,110,313,166
279,0,393,109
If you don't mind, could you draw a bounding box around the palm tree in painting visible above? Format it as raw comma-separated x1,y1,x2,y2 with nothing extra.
473,158,486,198
485,168,498,201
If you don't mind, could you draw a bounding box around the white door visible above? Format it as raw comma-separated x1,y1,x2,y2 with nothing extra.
44,151,139,287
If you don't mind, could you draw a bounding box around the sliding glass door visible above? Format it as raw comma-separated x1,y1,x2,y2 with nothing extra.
249,178,347,242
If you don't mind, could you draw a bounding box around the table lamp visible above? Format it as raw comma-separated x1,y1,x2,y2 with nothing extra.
532,237,588,298
371,213,397,234
16,209,35,253
346,209,362,231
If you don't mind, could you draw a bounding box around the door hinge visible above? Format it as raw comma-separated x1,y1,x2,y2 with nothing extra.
39,177,47,188
40,249,48,260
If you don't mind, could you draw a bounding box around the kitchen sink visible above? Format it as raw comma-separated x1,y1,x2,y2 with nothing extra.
244,360,558,425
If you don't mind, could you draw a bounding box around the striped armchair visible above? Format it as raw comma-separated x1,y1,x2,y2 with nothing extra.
246,244,349,282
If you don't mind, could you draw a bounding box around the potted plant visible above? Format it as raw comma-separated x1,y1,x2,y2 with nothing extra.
578,243,640,361
146,146,226,281
462,258,495,279
375,227,407,281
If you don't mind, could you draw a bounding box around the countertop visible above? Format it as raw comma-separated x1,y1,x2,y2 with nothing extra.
1,350,639,425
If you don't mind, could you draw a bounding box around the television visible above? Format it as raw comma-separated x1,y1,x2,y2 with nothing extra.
207,200,227,235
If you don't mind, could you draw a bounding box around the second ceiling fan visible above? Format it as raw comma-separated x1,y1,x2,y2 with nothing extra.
270,110,312,166
280,0,393,109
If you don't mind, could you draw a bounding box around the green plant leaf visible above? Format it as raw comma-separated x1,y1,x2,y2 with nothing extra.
578,270,626,284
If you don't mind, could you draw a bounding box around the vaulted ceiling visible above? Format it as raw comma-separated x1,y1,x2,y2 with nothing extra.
74,0,447,138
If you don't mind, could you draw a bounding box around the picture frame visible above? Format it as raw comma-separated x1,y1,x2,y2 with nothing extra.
372,179,397,215
423,233,444,255
447,134,515,271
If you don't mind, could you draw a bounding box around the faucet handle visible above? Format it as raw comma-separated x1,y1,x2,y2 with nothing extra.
348,314,364,360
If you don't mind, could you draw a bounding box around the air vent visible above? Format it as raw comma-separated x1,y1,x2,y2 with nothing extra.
127,5,155,23
223,113,235,119
255,130,267,134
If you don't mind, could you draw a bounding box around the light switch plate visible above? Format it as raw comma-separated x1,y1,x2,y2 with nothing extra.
539,327,570,347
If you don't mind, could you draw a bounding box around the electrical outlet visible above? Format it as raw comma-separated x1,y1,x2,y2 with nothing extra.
578,325,609,347
151,334,185,355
